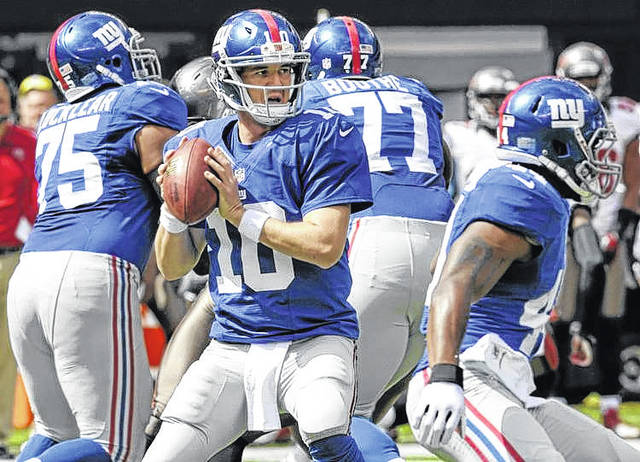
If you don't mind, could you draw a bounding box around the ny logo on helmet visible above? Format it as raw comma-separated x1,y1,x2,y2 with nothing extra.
548,98,585,128
92,21,126,51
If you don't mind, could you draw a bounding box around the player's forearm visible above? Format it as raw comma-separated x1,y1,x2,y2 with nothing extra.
428,278,472,365
155,227,203,280
227,204,350,269
259,218,346,269
427,222,530,365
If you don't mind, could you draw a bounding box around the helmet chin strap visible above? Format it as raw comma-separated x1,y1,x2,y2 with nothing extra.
538,155,596,204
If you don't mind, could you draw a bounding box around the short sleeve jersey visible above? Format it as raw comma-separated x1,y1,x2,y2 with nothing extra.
164,110,373,343
417,164,570,371
302,75,453,221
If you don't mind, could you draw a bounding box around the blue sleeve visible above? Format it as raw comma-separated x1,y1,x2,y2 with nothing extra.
163,133,181,156
457,172,565,248
299,81,324,110
126,82,188,131
299,114,373,215
162,120,212,160
402,76,444,119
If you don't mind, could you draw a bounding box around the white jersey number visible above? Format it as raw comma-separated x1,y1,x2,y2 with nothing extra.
326,90,436,173
35,115,103,213
519,269,564,356
207,201,295,293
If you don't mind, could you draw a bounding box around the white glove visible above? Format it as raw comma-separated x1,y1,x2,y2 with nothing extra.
412,381,465,448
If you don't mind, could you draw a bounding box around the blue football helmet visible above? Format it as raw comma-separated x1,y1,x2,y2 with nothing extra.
303,16,382,80
47,11,161,102
497,76,621,203
210,9,309,126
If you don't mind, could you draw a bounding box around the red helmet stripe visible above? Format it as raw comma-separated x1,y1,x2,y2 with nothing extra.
48,17,73,90
253,9,281,43
339,17,361,75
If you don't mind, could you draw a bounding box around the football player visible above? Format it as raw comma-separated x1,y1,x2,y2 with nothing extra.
406,76,639,461
7,11,187,462
555,41,640,437
444,66,519,196
145,57,257,462
301,16,454,462
142,9,371,462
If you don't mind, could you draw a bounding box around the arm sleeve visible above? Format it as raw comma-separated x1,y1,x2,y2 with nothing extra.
457,173,566,250
299,115,373,215
120,83,188,153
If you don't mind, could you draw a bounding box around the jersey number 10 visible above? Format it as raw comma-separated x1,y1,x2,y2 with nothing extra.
207,201,295,293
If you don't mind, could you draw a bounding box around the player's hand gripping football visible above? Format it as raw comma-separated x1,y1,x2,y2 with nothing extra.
155,136,189,201
204,146,244,226
412,380,465,448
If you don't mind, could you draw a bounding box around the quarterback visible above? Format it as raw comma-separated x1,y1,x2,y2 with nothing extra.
143,9,371,462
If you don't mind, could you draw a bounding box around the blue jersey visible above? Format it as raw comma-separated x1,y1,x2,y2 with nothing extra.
24,82,187,270
164,111,372,343
417,164,570,371
301,75,453,221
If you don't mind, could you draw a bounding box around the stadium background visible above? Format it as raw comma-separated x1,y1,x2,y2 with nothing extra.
2,0,639,121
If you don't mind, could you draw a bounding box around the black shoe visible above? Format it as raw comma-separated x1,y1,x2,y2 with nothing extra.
0,445,14,460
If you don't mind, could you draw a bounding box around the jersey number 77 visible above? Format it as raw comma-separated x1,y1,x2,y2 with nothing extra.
326,90,436,174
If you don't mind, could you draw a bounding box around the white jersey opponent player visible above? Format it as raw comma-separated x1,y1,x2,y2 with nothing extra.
142,9,372,462
556,41,640,437
406,77,639,461
7,11,187,462
444,66,518,197
301,16,453,462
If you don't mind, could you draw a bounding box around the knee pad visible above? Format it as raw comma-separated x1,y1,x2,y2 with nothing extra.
308,434,364,462
296,378,351,443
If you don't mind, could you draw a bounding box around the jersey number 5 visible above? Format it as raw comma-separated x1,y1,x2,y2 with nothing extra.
35,115,103,213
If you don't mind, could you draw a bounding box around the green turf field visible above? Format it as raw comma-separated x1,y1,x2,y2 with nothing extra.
8,394,640,461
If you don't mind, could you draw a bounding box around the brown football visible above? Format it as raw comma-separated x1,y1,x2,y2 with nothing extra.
162,137,218,224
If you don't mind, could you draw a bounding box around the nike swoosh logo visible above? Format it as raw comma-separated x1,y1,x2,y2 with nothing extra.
339,126,354,137
512,174,535,189
150,87,170,96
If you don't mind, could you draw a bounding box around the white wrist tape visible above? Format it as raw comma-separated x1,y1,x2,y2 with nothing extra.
238,209,269,242
160,203,188,234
